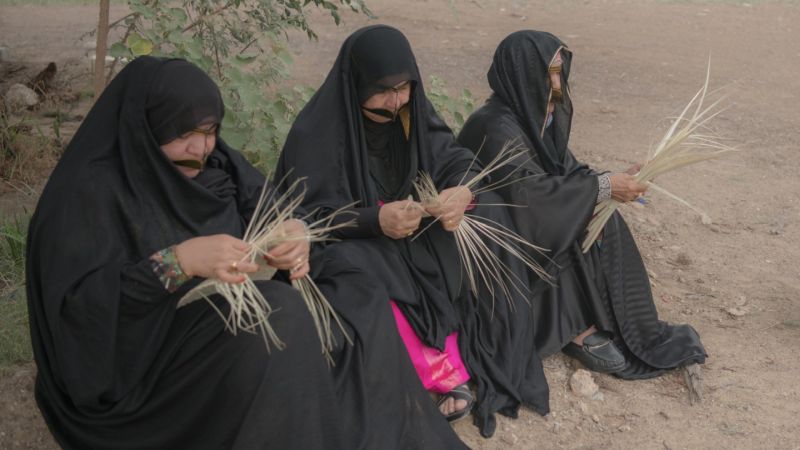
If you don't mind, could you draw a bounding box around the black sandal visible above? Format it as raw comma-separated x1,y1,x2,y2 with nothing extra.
437,383,474,423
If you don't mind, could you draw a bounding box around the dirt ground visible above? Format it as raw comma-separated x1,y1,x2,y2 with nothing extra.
2,0,799,448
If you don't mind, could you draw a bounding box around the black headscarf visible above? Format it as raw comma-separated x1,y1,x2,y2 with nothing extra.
351,26,416,104
146,60,224,145
488,30,574,175
276,25,476,216
26,56,266,410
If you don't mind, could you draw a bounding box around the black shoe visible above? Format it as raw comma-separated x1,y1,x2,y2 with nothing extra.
563,331,627,373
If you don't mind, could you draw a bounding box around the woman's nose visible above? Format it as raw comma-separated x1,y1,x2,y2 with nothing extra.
550,72,561,91
187,134,208,156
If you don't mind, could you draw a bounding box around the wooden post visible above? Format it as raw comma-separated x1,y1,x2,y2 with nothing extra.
93,0,110,101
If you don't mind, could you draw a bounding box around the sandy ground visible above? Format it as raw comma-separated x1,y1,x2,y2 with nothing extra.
2,0,799,448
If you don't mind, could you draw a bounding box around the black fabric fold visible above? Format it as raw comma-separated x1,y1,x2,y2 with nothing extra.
459,30,707,385
26,57,344,449
277,24,551,439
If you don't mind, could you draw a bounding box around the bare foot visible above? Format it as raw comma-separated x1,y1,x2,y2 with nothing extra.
572,325,598,346
438,395,468,416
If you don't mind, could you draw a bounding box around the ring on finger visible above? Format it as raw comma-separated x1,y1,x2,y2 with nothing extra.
230,261,238,271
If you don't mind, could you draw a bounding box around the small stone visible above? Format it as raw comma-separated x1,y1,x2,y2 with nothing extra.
570,369,600,399
726,307,747,317
501,433,519,445
591,414,600,423
551,421,562,434
4,83,39,113
618,424,631,432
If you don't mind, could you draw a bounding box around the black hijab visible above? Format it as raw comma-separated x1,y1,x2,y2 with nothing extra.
276,25,477,215
26,57,266,409
488,30,574,175
146,60,224,145
277,25,482,351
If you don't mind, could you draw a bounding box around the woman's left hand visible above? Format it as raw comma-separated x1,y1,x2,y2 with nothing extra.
263,219,310,280
424,186,473,232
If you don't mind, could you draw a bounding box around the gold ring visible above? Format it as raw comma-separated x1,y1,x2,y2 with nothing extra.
407,231,414,236
230,261,238,271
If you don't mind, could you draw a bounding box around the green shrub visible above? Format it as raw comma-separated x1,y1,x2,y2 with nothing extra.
427,75,476,135
107,0,371,172
0,213,31,368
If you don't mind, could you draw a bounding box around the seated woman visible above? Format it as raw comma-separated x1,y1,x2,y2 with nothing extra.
458,30,707,379
277,25,549,438
26,57,460,449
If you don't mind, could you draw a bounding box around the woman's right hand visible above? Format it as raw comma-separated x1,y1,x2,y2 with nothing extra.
174,235,259,283
609,173,649,203
379,200,423,239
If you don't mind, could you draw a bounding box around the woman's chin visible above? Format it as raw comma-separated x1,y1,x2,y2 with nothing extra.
178,166,201,178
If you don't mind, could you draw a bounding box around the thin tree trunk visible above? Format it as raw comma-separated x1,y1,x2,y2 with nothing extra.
93,0,110,101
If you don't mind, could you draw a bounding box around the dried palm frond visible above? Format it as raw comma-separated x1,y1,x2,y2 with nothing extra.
413,141,552,304
646,181,712,225
178,176,355,361
581,65,735,253
292,274,353,365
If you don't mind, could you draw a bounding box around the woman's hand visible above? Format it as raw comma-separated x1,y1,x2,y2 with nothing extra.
379,199,423,239
609,173,648,203
625,163,642,175
424,186,472,232
174,234,258,284
263,219,310,280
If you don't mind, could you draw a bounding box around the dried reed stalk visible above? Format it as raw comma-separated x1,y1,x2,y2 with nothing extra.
178,176,355,361
413,141,552,304
581,65,735,253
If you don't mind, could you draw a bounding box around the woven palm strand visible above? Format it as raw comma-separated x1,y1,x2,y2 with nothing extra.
581,65,735,253
413,140,552,305
178,176,354,362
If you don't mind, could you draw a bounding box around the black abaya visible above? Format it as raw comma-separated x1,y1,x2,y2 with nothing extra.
458,30,706,380
277,25,550,439
26,57,343,449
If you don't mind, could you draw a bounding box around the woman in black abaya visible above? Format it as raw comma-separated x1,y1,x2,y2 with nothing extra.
25,57,459,449
458,30,707,380
277,25,550,439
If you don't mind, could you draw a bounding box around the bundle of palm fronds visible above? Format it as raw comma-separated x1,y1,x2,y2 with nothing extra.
581,67,735,253
413,141,551,304
178,177,354,362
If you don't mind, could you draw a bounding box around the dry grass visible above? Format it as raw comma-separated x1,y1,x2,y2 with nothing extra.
0,118,59,187
581,66,735,252
413,141,552,305
178,177,354,361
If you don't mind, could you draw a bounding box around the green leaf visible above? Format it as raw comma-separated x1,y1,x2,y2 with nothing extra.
234,54,258,65
167,7,188,23
126,33,154,56
108,42,130,59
